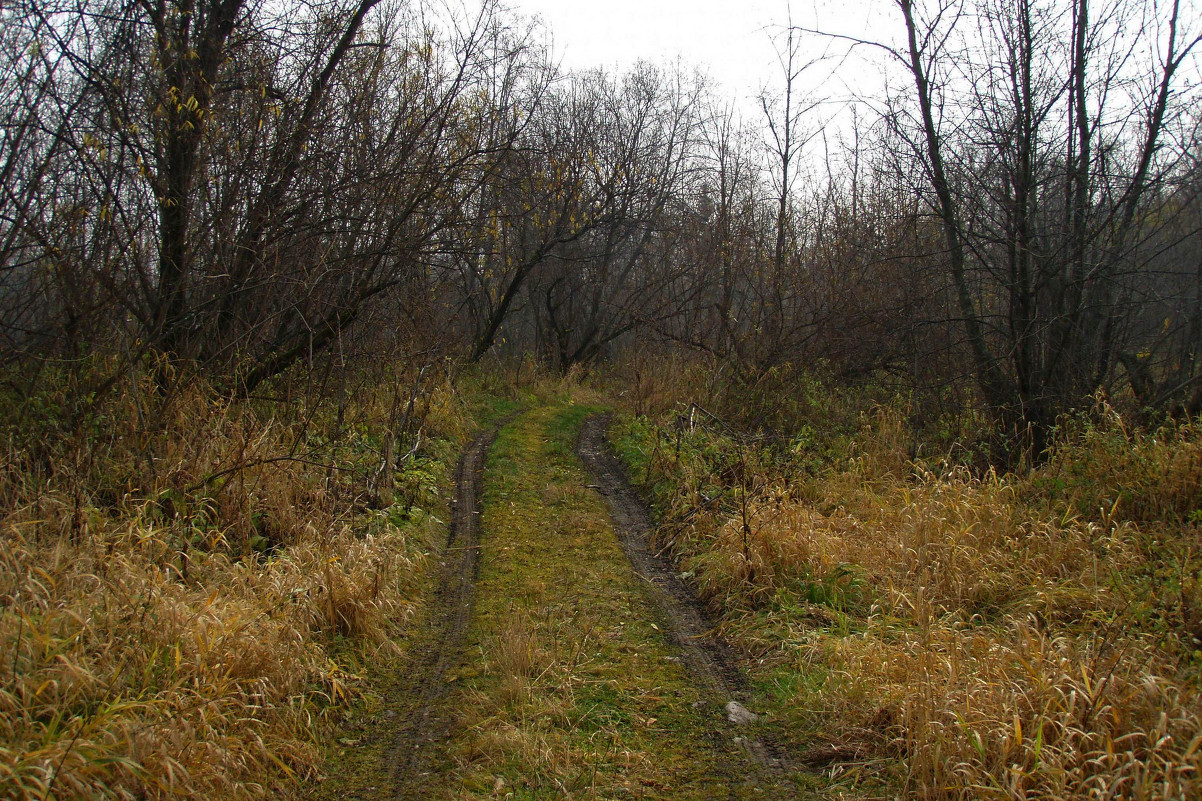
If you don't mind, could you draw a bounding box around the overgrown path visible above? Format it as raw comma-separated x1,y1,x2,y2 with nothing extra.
318,402,811,799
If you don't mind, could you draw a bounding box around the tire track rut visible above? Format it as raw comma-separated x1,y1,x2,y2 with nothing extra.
576,414,793,774
388,417,512,798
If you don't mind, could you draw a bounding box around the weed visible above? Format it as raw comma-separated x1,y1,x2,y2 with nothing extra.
0,362,475,799
613,381,1202,798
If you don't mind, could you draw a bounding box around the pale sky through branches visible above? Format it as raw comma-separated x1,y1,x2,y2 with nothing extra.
510,0,890,116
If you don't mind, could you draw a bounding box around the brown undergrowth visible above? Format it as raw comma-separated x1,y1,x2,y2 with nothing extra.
0,359,474,799
611,361,1202,799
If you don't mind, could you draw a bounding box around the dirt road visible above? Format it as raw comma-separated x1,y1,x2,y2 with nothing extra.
317,405,806,799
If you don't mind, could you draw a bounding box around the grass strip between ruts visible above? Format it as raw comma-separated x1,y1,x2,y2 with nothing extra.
433,401,795,798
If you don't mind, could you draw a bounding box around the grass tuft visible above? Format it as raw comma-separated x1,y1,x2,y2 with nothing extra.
613,379,1202,799
0,362,474,799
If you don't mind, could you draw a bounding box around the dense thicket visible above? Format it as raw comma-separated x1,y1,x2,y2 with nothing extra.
2,0,1200,454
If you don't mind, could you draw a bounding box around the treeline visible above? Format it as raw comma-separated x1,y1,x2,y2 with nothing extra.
2,0,1200,453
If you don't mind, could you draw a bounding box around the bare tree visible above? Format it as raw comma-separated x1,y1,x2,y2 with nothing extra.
0,0,544,391
890,0,1202,444
458,64,698,365
760,15,822,350
529,64,704,371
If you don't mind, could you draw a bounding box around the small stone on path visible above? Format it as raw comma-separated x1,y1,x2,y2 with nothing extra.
725,701,759,725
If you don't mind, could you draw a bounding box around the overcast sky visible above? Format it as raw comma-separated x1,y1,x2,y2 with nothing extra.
509,0,891,116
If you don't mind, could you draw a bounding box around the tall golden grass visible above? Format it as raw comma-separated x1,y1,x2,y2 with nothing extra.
618,388,1202,799
0,364,468,799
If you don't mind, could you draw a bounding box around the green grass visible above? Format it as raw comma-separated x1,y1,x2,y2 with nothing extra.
311,397,855,798
432,402,804,798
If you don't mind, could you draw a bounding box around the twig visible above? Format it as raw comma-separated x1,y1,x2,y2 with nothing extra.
187,454,357,493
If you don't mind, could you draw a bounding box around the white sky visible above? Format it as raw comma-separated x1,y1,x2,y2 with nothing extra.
509,0,893,116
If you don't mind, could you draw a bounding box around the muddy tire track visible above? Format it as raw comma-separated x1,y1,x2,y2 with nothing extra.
387,417,512,798
576,414,792,773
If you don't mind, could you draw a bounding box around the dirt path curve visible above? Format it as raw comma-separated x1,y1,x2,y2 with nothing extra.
387,416,514,798
576,414,791,773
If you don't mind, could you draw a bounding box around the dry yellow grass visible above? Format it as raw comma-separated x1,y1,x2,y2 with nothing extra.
0,520,422,798
619,397,1202,799
0,364,469,799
